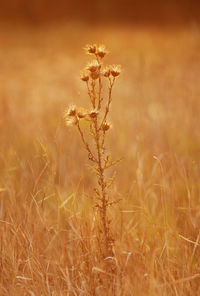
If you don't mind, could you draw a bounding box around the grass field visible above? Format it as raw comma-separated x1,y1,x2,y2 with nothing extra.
0,23,200,295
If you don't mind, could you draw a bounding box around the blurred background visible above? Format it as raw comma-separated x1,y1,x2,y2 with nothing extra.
0,0,200,193
0,0,200,26
0,0,200,25
1,0,200,192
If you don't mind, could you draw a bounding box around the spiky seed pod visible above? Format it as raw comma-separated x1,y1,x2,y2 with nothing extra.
85,44,97,54
77,108,87,119
97,45,107,59
102,67,111,78
87,60,100,72
77,112,85,119
66,105,76,116
89,109,99,118
102,122,111,132
110,65,121,77
80,71,89,82
90,71,100,80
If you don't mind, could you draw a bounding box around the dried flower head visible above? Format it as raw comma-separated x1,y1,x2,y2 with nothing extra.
89,109,99,118
77,107,87,119
77,112,85,119
90,70,100,80
110,65,121,77
87,60,100,72
85,44,97,55
97,45,107,59
66,105,77,116
80,71,89,82
102,67,111,78
102,122,111,132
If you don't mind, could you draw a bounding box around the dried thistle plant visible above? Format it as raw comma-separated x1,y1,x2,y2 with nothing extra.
64,44,121,258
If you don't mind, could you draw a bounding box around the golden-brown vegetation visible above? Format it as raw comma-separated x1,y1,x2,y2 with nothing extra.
64,44,121,261
0,24,200,295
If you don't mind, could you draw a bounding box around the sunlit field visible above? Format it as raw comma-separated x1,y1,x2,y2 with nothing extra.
1,23,200,295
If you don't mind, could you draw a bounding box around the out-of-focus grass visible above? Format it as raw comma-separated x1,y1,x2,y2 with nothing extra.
0,23,200,295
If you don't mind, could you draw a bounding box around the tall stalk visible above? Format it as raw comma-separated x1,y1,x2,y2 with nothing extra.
64,44,121,257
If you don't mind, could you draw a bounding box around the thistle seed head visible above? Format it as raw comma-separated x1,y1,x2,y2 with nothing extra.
66,105,77,116
102,122,111,132
89,109,99,118
77,107,87,119
110,65,121,77
80,71,89,82
97,45,107,59
87,60,100,72
102,67,111,78
85,44,97,55
77,112,85,119
90,70,100,80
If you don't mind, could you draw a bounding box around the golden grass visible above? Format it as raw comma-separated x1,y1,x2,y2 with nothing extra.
0,24,200,295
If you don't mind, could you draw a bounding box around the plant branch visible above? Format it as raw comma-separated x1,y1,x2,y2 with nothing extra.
77,120,97,163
